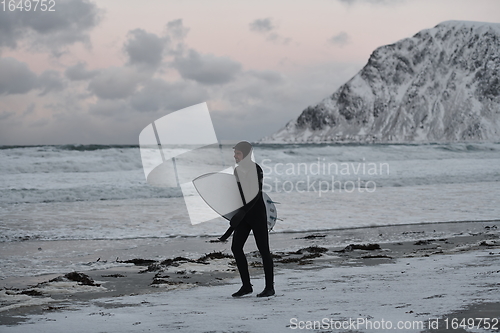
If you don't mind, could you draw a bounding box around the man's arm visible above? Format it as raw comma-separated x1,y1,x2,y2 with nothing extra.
219,226,234,242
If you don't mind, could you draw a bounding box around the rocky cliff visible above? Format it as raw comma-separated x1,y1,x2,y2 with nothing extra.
265,21,500,143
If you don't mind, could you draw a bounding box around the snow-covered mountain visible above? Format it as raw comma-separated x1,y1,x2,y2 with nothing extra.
265,21,500,143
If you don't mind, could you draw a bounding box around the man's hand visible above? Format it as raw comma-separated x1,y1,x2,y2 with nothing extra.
209,238,227,243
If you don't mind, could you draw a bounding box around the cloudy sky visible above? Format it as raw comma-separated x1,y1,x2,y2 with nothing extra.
0,0,499,145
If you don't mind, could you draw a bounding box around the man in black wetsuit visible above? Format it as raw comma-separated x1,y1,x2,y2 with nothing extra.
218,141,274,298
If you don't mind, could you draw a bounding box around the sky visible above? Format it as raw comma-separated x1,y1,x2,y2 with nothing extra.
0,0,499,145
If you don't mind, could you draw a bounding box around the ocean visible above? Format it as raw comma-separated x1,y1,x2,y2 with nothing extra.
1,142,499,280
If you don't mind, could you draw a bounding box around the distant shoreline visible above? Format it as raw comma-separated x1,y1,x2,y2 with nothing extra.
2,141,500,150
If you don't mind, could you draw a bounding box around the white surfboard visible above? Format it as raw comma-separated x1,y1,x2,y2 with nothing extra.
193,172,278,231
263,192,277,231
192,172,243,221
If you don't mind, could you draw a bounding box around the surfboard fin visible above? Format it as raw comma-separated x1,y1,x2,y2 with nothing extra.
266,200,280,204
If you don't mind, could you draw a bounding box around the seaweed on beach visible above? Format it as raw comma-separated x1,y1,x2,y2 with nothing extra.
479,241,497,247
271,253,283,259
65,272,98,286
19,289,43,296
44,306,68,311
161,257,196,266
250,261,263,267
63,272,100,286
139,256,214,274
277,252,322,264
402,231,425,235
272,246,328,265
139,263,162,273
197,251,233,262
302,253,323,259
278,257,305,264
101,274,126,278
291,246,328,255
150,278,183,286
298,234,327,239
119,258,157,266
336,243,381,252
361,255,393,259
414,239,436,245
154,273,170,279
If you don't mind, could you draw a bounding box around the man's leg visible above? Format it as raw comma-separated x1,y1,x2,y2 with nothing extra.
231,221,252,296
252,220,274,296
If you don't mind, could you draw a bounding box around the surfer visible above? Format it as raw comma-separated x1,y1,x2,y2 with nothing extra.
217,141,275,297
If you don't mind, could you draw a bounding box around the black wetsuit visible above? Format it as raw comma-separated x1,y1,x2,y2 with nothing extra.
222,163,274,289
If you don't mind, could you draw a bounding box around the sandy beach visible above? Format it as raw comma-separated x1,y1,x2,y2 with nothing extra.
1,220,499,332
